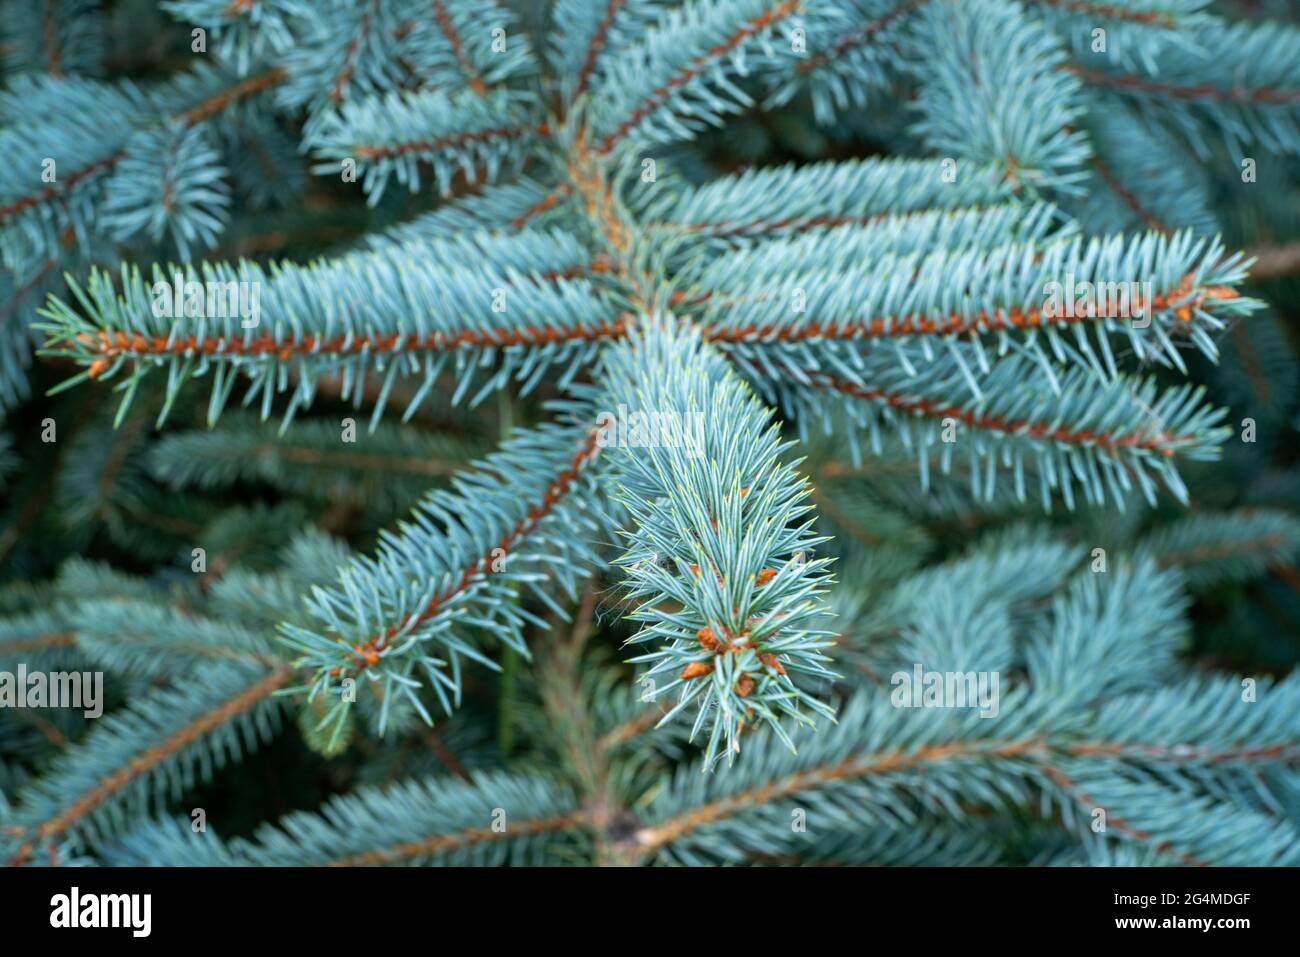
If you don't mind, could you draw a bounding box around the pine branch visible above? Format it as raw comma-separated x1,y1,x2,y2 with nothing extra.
1063,15,1300,156
308,88,546,201
797,0,924,77
278,414,615,734
161,1,301,75
739,343,1230,508
4,662,290,866
367,176,570,244
0,61,287,337
1028,1,1184,28
694,231,1252,382
1140,510,1300,590
641,156,1018,250
1066,95,1218,237
239,770,585,865
430,0,488,95
588,0,812,154
600,317,838,767
570,0,630,101
0,0,106,78
1247,240,1300,281
148,412,486,513
38,228,624,425
0,632,74,657
631,672,1300,864
635,735,1043,856
907,0,1092,191
323,810,586,866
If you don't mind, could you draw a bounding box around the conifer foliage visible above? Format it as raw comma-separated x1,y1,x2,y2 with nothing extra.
1,0,1299,867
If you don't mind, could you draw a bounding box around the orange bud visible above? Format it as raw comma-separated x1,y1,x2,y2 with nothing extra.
735,673,756,697
756,568,777,586
680,661,713,680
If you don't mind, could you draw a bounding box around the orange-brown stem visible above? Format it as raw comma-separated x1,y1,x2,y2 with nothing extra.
324,811,586,866
703,276,1237,344
79,316,628,378
802,371,1191,457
